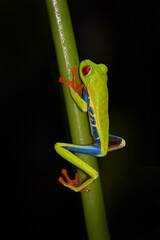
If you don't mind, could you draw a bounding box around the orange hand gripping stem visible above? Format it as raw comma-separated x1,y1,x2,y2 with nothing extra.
59,68,84,97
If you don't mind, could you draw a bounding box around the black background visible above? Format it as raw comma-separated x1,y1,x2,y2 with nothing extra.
0,0,160,239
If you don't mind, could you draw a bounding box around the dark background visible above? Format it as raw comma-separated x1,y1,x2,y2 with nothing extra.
0,0,159,239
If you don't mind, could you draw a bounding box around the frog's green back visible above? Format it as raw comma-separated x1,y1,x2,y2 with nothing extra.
80,60,109,156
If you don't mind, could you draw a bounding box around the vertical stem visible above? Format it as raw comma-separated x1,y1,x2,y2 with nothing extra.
46,1,110,239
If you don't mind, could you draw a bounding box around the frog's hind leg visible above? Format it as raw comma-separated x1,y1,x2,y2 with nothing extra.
108,134,126,152
60,141,101,156
54,142,99,192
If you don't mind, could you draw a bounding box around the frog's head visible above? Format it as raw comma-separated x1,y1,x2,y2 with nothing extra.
79,59,108,87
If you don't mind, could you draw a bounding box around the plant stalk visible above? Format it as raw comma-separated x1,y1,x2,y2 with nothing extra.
46,1,110,239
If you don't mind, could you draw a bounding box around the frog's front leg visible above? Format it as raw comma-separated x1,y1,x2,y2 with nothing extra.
54,142,100,192
59,68,87,112
59,68,84,97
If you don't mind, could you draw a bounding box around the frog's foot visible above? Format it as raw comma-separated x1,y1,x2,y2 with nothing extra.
59,68,84,97
59,169,90,192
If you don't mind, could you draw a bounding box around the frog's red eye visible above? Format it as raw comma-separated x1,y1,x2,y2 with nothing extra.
82,65,91,76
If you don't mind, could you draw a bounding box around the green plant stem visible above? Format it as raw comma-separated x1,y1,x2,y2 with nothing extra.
46,1,110,239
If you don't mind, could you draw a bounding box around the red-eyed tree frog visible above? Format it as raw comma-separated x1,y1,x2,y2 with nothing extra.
55,60,126,192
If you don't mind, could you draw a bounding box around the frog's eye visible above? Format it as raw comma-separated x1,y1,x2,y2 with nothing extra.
82,65,91,76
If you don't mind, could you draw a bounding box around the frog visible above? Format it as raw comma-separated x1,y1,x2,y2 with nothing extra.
55,60,126,192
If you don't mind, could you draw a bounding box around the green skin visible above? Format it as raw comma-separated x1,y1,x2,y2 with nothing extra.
80,60,109,156
55,60,126,192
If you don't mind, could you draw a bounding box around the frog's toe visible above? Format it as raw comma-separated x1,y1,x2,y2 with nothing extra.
59,169,90,192
59,169,79,187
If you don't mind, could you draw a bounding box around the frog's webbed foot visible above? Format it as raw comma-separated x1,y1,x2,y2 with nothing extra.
59,68,84,97
59,169,90,192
